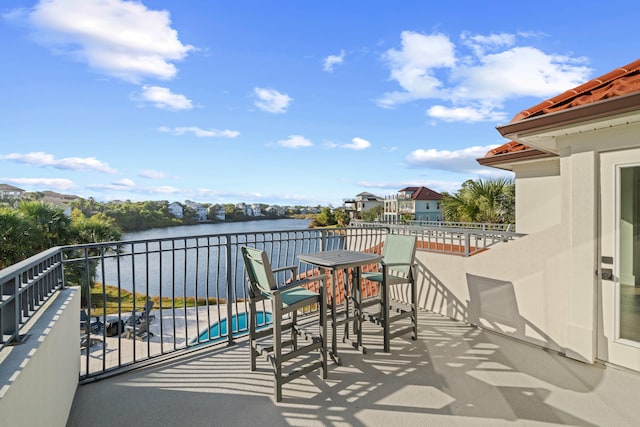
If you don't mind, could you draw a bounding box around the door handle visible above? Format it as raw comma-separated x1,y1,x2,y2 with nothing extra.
601,268,613,281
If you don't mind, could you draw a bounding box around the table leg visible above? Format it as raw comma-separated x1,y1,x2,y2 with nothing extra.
328,267,341,365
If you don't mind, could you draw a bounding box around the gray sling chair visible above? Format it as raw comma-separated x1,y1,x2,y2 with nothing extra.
241,246,328,402
361,234,418,352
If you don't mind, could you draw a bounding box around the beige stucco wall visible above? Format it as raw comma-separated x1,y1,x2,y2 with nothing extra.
512,158,561,234
0,288,80,427
406,224,571,353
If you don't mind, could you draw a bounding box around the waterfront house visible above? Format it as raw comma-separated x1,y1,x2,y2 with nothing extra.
185,200,208,221
167,201,184,218
383,186,443,222
344,191,384,219
0,183,25,200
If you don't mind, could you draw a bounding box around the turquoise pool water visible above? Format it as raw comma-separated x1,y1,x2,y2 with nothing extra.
192,311,272,344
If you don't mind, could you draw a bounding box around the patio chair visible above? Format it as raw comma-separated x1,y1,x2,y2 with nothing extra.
241,246,327,402
80,309,103,335
80,309,103,349
123,298,155,340
362,234,418,352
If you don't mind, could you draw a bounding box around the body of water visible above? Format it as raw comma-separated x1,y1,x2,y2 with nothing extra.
123,218,311,241
95,218,321,299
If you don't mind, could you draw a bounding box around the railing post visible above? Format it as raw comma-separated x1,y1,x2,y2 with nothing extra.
226,237,234,346
464,233,471,257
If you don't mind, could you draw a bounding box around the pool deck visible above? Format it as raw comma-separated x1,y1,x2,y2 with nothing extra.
70,310,640,426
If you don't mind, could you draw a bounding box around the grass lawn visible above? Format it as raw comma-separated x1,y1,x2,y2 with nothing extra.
88,283,224,315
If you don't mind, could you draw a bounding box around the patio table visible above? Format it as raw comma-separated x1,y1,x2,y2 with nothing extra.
298,250,382,365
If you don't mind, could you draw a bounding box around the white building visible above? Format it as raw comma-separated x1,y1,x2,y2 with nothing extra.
167,202,183,219
415,58,640,373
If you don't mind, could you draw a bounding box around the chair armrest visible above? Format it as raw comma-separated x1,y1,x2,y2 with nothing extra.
272,274,328,295
272,265,298,277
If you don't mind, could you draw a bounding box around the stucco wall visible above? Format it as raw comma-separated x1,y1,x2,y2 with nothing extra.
0,288,80,427
513,159,561,234
391,225,571,354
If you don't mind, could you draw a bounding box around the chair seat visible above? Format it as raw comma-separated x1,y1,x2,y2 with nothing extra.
280,287,318,307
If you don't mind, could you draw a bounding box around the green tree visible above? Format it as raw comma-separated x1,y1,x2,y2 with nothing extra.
0,208,33,268
17,201,71,251
441,178,515,224
361,205,384,221
334,208,350,226
315,207,336,227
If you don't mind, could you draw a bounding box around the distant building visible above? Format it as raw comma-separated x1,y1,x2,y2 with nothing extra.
250,204,263,216
209,205,226,221
184,200,208,221
344,192,384,219
168,202,184,219
0,183,25,200
384,186,443,222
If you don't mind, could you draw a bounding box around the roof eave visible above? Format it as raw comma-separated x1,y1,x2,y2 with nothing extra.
496,91,640,139
476,149,556,170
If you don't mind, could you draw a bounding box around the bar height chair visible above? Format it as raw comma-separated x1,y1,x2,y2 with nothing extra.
241,246,328,402
362,234,418,352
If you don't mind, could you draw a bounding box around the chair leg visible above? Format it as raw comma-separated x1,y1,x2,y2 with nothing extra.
382,281,390,353
249,300,257,371
411,275,418,341
320,283,328,379
291,310,298,351
274,301,283,402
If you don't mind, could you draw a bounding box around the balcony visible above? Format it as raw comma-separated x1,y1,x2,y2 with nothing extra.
2,224,640,426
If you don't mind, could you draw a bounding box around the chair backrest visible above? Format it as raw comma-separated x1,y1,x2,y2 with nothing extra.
142,298,154,316
241,246,278,297
382,234,417,275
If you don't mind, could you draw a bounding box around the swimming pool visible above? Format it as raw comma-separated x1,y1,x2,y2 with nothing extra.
191,311,273,344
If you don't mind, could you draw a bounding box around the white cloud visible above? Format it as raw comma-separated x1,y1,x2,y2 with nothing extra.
278,135,312,148
158,126,239,138
24,0,194,83
113,178,134,187
426,105,507,123
343,137,371,150
87,183,180,194
135,86,193,110
138,169,167,179
406,144,500,173
378,30,591,122
254,87,292,114
323,50,345,72
0,177,76,191
0,151,117,173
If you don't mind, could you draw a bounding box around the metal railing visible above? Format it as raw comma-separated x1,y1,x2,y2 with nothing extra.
351,219,514,231
61,226,387,381
0,247,64,348
350,221,523,256
0,222,523,381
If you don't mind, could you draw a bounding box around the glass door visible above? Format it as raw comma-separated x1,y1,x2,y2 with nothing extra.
599,148,640,370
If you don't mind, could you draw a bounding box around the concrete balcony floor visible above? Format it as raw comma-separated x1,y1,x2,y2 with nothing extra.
67,311,640,426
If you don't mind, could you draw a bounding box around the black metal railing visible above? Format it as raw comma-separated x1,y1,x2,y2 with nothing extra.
350,221,523,256
61,226,387,380
0,247,64,348
1,222,523,381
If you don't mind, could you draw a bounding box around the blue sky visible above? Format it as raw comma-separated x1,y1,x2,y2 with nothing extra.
1,1,638,207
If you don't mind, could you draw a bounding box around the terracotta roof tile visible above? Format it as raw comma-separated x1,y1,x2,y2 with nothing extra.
481,58,640,162
511,58,640,122
398,186,443,200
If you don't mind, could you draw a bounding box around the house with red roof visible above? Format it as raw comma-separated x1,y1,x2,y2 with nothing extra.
415,58,640,373
383,186,443,222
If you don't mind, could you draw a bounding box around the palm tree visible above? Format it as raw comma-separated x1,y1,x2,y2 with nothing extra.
442,178,515,224
17,201,71,251
0,208,32,268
